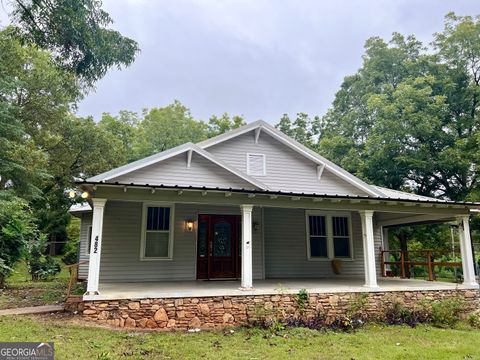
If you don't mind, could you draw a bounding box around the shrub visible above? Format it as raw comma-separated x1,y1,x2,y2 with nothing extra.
61,240,79,265
430,298,464,328
384,301,428,328
467,311,480,329
294,288,309,313
0,193,38,286
26,234,61,281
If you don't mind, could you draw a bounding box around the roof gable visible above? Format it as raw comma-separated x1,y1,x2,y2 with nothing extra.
198,120,383,197
87,143,269,190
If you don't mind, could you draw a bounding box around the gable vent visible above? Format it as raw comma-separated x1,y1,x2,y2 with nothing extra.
247,153,266,176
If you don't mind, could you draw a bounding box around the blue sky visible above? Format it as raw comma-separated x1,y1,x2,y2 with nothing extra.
2,1,479,123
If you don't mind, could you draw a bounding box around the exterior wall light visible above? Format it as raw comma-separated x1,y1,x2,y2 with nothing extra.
81,191,89,199
185,220,194,232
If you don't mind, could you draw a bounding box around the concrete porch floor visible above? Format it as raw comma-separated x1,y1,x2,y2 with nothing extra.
83,277,476,301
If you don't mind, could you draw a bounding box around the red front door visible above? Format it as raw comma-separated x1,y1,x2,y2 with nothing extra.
197,214,241,279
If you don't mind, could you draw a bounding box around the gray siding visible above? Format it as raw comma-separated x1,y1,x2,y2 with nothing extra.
78,213,92,280
112,152,257,189
264,208,382,278
207,131,368,195
98,201,264,283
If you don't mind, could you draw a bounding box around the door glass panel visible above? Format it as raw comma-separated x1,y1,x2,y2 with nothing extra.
198,218,208,258
213,220,231,257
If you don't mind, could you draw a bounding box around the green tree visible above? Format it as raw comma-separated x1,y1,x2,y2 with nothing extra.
0,192,38,286
207,113,245,137
11,0,140,87
99,111,139,162
276,113,321,149
133,101,208,159
319,15,480,202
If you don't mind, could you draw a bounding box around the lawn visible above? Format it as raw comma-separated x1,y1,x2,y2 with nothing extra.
0,314,479,359
0,259,72,309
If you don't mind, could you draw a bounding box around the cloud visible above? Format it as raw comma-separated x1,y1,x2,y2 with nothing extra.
8,0,474,124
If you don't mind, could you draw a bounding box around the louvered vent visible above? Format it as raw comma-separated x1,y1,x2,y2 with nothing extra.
247,154,266,176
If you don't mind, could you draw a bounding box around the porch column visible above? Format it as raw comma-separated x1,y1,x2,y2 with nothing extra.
240,204,253,290
382,227,390,275
359,210,379,288
86,198,107,295
457,215,479,288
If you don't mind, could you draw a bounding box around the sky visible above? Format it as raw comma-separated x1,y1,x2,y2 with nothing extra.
1,0,479,124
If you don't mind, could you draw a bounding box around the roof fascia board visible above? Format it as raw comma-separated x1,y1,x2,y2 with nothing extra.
87,143,195,182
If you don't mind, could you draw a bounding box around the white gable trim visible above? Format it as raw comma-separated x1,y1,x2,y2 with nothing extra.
198,120,383,197
86,143,269,191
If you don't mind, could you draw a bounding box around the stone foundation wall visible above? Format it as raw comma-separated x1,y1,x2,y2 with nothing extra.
80,289,479,330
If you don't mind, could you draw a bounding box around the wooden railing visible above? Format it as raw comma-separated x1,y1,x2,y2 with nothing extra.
65,260,88,298
380,248,462,281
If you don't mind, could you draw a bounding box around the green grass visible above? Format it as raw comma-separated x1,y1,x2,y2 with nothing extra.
0,315,479,359
0,258,72,309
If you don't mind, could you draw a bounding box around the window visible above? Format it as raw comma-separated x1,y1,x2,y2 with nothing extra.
141,204,174,260
308,215,328,258
86,225,93,254
306,211,353,260
247,153,266,176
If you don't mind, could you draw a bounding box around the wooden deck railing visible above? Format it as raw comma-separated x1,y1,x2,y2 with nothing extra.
65,260,88,298
380,248,462,281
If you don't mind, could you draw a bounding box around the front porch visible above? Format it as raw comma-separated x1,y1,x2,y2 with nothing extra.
83,277,469,301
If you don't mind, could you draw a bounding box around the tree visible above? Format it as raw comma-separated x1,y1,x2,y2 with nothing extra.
133,101,208,159
0,192,38,286
99,111,140,162
207,113,245,137
11,0,140,87
276,113,321,149
318,16,480,202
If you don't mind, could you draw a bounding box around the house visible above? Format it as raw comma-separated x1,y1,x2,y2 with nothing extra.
73,120,479,329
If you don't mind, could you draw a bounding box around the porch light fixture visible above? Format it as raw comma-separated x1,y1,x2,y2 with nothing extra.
185,219,194,232
68,190,76,198
81,191,89,199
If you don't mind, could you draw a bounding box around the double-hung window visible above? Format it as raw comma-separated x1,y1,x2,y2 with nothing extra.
141,204,174,260
306,211,352,260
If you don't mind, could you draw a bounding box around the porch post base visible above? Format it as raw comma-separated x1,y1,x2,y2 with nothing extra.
239,287,254,291
84,290,100,296
363,284,380,290
461,282,479,289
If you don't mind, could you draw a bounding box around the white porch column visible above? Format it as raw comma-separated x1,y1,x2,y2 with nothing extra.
240,204,253,290
359,210,379,288
382,227,391,274
86,198,107,295
457,215,479,288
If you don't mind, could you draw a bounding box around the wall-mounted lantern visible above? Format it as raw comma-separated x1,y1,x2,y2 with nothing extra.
185,219,194,232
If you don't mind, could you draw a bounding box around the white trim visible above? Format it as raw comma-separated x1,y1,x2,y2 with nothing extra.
186,149,192,169
240,204,254,289
359,210,379,288
254,127,261,144
86,198,107,295
316,164,325,180
305,210,354,261
140,202,175,261
246,153,266,176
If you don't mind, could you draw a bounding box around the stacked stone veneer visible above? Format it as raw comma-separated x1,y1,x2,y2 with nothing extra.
80,289,479,330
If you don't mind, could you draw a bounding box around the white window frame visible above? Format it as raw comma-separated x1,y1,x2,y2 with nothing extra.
140,202,175,261
86,225,93,255
305,210,354,261
246,153,266,176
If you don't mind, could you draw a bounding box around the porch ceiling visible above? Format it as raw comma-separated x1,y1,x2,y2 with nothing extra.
83,278,466,301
